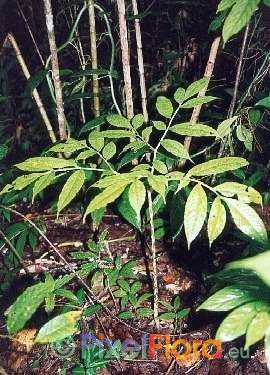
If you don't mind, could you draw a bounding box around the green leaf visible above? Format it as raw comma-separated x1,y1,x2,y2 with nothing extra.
177,308,191,319
107,114,131,128
0,144,8,160
48,139,87,153
181,96,216,109
184,78,210,99
25,69,48,94
57,170,85,215
138,293,153,304
226,251,270,287
187,157,248,177
93,130,133,139
174,87,185,104
148,175,167,199
88,131,104,151
156,96,173,119
132,114,145,129
223,197,267,244
161,140,190,159
198,285,258,312
128,180,146,218
117,188,141,230
12,173,43,190
83,304,102,317
136,307,154,317
159,312,176,321
216,116,238,138
217,0,236,12
264,0,270,6
102,142,116,160
245,312,270,349
152,121,166,131
84,181,130,218
7,279,55,335
215,183,262,204
16,157,77,172
153,160,168,174
117,311,135,320
208,197,226,246
184,184,207,248
55,289,79,303
79,115,106,135
35,311,81,343
76,149,96,161
170,123,218,137
118,280,130,293
256,96,270,109
130,281,142,295
119,260,137,277
222,0,260,44
32,172,55,201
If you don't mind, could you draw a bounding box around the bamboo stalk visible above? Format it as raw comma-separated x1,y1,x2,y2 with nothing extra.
132,0,148,123
5,33,57,143
88,0,100,118
218,24,250,158
116,0,134,120
43,0,67,140
178,36,221,168
147,190,160,329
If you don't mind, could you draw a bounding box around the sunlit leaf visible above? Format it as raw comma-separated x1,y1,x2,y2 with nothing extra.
187,157,248,177
156,96,173,119
184,78,210,99
84,180,130,219
32,172,55,201
208,197,226,246
222,0,260,44
107,114,131,128
16,157,77,172
128,180,146,219
35,311,81,343
181,96,216,109
161,139,190,160
7,279,55,335
216,116,238,138
245,312,270,349
223,197,267,244
216,302,258,342
184,184,207,248
170,123,218,137
174,87,185,104
57,170,85,215
102,142,116,160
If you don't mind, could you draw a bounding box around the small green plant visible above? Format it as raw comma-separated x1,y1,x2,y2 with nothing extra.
159,296,190,330
1,78,267,330
198,251,270,372
72,346,109,375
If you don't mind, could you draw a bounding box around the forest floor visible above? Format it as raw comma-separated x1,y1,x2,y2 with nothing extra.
0,208,269,374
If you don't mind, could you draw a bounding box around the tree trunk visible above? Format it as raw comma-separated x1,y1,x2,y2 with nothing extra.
116,0,134,120
88,0,100,118
43,0,67,140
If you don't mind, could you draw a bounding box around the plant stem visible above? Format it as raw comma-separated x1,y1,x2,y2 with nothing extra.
88,0,100,118
94,4,121,115
218,23,250,159
5,34,57,143
116,0,134,120
147,190,159,329
43,0,67,140
0,228,29,275
132,0,148,123
179,36,221,168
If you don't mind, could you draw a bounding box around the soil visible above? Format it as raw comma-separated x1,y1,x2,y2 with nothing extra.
0,207,269,375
